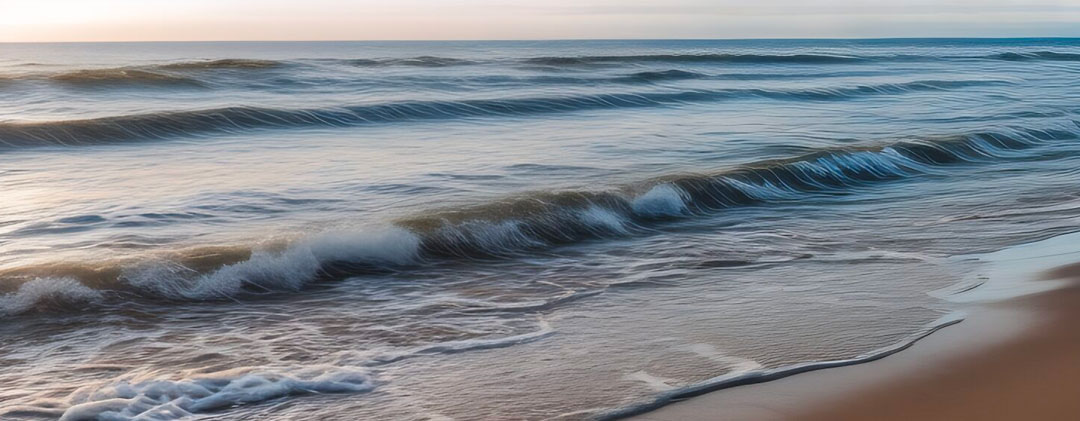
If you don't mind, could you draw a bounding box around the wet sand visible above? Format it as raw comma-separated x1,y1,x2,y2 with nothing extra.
629,255,1080,421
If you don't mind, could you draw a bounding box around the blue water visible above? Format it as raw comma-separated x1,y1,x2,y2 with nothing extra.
1,39,1079,420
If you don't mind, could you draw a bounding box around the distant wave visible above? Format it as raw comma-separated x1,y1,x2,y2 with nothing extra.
336,51,1080,68
48,68,204,87
2,123,1075,315
618,69,708,82
0,59,279,89
401,69,712,87
106,51,1080,73
521,51,1080,67
11,49,1076,91
522,53,866,66
0,79,1010,147
987,51,1080,62
1,67,839,92
156,58,283,70
338,54,861,68
10,49,1074,91
345,56,478,67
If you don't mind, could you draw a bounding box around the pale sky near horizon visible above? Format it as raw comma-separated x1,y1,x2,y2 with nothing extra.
2,0,1080,42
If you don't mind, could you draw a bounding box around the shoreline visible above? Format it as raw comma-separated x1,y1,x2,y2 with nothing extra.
625,232,1080,421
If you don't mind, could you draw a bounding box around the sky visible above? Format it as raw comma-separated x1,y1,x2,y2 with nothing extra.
2,0,1080,42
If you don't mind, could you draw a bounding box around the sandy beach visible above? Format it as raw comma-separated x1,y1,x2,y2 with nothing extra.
630,245,1080,421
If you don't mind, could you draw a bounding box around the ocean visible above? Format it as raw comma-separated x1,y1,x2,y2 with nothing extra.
1,39,1078,420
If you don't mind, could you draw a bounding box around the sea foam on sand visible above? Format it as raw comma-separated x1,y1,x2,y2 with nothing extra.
57,366,374,421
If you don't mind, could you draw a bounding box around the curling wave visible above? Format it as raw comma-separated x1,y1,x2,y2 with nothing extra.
0,123,1075,315
0,79,1009,147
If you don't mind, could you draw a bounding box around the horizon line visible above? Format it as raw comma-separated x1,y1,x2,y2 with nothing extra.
3,36,1080,44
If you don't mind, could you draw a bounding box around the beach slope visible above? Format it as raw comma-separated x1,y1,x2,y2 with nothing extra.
630,235,1080,421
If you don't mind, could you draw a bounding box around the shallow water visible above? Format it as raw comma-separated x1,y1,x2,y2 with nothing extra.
1,39,1079,420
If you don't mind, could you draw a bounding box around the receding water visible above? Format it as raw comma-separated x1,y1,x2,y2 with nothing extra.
1,39,1079,420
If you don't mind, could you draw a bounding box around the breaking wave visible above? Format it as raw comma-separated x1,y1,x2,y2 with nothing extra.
0,79,1009,147
1,124,1075,315
0,277,104,316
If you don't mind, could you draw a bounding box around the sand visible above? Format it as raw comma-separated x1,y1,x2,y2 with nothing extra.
628,257,1080,421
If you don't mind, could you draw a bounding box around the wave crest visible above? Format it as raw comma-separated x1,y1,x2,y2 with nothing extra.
1,125,1074,314
0,277,103,316
123,228,420,300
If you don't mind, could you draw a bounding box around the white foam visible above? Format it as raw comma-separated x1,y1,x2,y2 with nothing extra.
625,371,679,392
631,184,688,217
0,277,103,316
368,319,555,365
124,226,421,300
684,343,764,373
58,366,374,421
